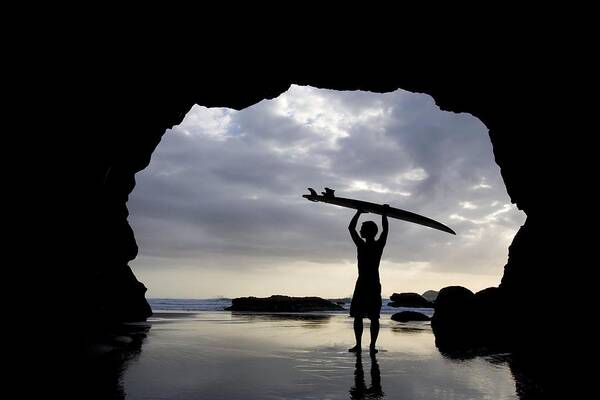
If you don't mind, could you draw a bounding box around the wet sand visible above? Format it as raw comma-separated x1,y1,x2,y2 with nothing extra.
122,311,518,399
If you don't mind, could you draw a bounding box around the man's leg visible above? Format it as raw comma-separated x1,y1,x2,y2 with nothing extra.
369,318,379,353
349,317,363,352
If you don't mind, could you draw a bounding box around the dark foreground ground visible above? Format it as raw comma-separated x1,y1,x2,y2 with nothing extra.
93,311,523,399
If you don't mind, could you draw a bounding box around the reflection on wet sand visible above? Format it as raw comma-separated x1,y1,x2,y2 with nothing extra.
390,324,430,335
121,312,524,399
230,311,333,328
80,322,150,400
350,352,384,399
435,346,546,399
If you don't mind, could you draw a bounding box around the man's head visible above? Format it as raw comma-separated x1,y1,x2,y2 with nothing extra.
360,221,378,239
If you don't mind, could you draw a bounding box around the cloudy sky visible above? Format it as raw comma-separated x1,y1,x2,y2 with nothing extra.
128,85,526,299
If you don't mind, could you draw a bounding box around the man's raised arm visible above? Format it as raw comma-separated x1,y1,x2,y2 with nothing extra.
349,209,364,246
379,204,389,245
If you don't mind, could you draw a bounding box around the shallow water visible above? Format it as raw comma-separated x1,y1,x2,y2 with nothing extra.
122,312,518,399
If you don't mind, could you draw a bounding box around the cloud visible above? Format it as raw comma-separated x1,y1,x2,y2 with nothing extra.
128,85,526,297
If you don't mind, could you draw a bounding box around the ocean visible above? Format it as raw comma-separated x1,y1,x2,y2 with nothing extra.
147,298,434,317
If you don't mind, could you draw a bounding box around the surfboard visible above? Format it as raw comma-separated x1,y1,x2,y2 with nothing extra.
303,187,456,235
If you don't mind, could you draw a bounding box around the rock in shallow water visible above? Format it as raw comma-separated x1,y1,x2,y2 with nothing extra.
225,295,345,312
389,292,433,308
391,311,431,322
431,286,513,353
422,290,439,302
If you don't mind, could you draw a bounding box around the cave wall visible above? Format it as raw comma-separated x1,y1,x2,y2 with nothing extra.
70,56,566,355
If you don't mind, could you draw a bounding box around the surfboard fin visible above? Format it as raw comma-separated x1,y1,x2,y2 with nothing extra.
322,188,335,197
304,188,319,201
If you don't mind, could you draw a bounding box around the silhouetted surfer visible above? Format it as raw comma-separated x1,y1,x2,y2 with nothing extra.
348,206,389,354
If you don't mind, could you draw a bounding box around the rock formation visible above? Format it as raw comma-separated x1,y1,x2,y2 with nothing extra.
391,311,431,322
389,292,433,308
225,295,344,312
422,290,439,302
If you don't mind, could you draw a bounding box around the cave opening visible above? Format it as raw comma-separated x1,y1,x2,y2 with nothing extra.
127,84,526,302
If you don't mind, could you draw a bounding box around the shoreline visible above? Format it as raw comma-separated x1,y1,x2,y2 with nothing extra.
147,297,435,316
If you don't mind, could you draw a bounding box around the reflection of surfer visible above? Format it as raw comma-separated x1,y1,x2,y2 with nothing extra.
348,205,389,354
349,352,384,399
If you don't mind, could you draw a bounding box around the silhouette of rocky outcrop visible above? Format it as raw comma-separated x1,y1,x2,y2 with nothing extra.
389,292,433,308
431,286,478,350
327,297,351,305
391,311,431,322
422,290,439,302
225,295,345,312
431,285,514,352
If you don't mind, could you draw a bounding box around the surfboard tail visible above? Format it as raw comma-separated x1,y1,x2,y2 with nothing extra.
303,188,319,202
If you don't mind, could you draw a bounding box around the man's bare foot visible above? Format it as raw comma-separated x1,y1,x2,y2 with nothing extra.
369,345,378,354
348,345,361,353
